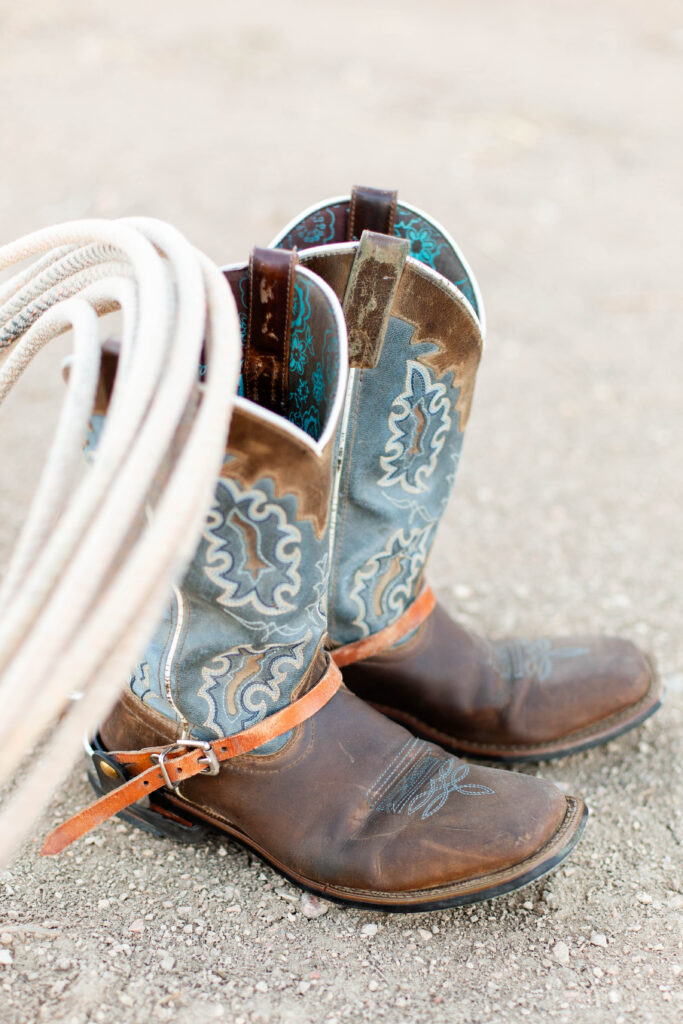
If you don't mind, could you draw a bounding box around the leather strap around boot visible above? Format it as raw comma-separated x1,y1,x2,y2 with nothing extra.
332,585,436,667
342,230,410,368
346,185,398,241
243,247,298,415
41,662,342,855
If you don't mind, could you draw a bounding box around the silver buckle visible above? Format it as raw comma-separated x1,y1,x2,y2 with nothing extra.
151,738,220,791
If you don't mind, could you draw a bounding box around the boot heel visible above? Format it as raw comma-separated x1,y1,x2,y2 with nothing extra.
86,738,209,845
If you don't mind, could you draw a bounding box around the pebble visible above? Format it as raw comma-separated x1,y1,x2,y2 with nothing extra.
552,941,570,965
159,957,175,971
0,950,13,966
55,958,71,972
0,934,12,946
276,889,298,905
636,892,653,905
590,932,608,947
255,981,268,993
418,929,432,942
361,924,378,938
128,919,145,934
608,989,622,1004
300,893,329,920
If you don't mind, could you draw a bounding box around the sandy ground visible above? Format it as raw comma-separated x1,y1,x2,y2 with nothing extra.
0,1,682,1022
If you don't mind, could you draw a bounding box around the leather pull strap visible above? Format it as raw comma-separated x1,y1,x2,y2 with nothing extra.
243,247,298,415
332,585,436,667
342,230,410,368
41,661,342,855
347,185,398,241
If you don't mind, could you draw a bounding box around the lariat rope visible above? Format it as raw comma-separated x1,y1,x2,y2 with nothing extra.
0,218,241,867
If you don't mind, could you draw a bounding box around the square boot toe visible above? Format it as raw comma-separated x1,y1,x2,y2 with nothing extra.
353,764,571,894
181,694,573,896
503,635,657,746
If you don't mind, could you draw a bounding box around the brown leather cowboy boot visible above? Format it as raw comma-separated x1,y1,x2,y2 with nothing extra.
42,249,587,910
271,187,661,762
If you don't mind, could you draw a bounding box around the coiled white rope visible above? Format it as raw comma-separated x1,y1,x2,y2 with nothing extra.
0,218,241,866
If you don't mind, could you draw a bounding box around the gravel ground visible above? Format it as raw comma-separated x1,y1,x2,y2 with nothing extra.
1,2,681,1022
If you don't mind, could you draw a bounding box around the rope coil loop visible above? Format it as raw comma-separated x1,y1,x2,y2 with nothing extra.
0,218,242,866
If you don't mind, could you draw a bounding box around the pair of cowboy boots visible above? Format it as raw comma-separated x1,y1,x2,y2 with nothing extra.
43,188,660,913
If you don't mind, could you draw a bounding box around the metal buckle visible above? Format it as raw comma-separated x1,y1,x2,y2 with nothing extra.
151,738,220,791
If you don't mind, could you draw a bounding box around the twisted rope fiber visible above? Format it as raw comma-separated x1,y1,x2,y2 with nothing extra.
0,218,242,867
0,242,122,344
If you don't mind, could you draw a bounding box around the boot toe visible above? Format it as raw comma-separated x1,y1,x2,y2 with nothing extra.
359,761,572,894
598,637,654,709
535,635,656,741
488,633,659,755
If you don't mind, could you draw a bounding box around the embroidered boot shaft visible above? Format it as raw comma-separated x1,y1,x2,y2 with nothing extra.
96,251,346,747
275,195,484,648
272,187,661,762
44,246,589,910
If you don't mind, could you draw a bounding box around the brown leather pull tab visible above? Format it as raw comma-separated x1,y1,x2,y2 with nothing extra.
347,186,398,241
243,247,298,415
93,342,120,413
342,230,409,368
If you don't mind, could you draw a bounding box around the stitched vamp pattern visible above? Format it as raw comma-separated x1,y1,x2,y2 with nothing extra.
366,737,493,820
493,638,591,684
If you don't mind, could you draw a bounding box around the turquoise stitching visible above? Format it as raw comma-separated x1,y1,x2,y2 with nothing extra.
394,215,478,312
394,216,443,268
288,277,323,440
234,269,337,441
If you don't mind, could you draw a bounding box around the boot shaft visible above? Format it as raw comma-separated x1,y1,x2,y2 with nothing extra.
92,253,347,746
273,190,484,647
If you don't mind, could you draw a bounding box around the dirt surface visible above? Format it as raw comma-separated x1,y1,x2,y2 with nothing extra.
0,2,681,1022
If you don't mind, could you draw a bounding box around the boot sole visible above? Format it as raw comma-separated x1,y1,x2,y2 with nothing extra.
369,668,663,764
87,745,587,912
165,793,587,912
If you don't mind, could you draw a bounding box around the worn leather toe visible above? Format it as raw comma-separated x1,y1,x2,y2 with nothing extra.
342,603,661,761
99,683,584,908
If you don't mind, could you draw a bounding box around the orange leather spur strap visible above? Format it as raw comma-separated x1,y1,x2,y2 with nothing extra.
331,585,436,669
41,662,342,856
